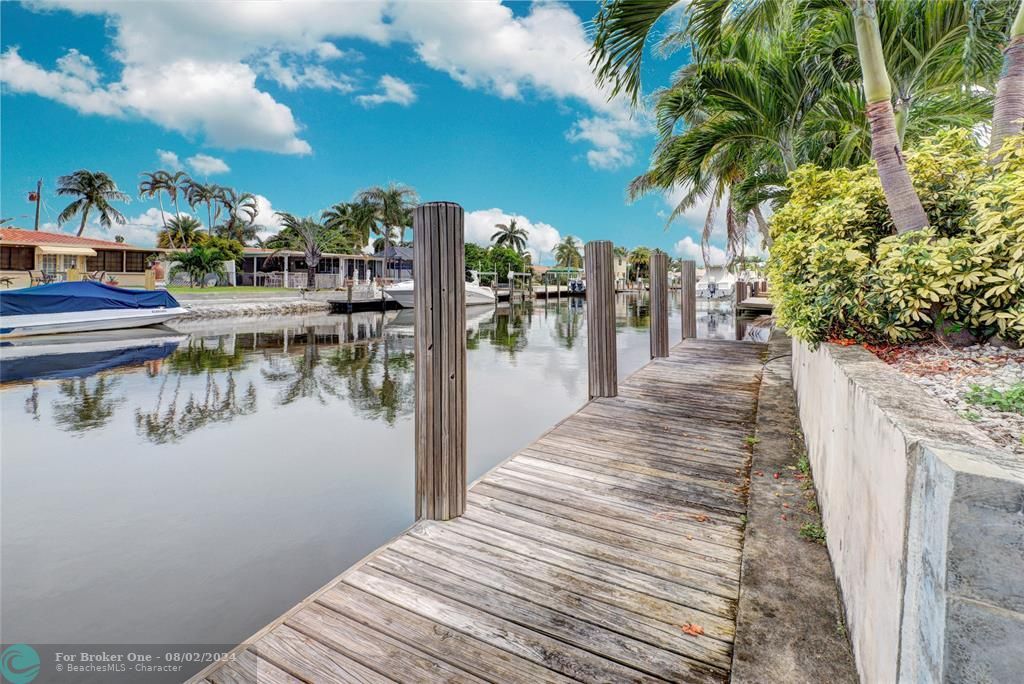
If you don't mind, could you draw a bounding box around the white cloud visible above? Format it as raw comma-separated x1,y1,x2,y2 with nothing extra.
673,236,727,265
356,75,416,107
464,208,562,265
7,1,647,165
251,194,285,241
156,149,183,171
186,153,230,176
258,51,355,92
42,207,168,248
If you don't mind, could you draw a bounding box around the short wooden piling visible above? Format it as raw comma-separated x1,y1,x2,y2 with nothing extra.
585,240,617,399
735,280,748,309
413,202,467,521
649,251,669,358
680,260,697,339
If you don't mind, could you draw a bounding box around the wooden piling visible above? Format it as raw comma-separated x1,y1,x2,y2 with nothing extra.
680,260,697,339
413,202,467,521
735,280,748,309
584,240,617,399
649,251,669,358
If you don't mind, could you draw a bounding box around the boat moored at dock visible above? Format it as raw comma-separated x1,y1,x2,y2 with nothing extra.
0,281,187,338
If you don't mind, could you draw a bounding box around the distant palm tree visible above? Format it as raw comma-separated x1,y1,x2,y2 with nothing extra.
139,171,174,247
491,218,528,252
184,179,223,229
158,215,204,249
167,244,228,287
554,236,582,268
357,183,418,280
371,227,401,255
269,213,348,288
56,170,129,237
629,246,652,280
322,201,377,249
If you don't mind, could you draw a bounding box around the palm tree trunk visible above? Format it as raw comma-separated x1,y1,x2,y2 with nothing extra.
77,206,91,237
307,264,316,289
990,2,1024,160
853,0,929,234
752,205,772,247
158,194,175,249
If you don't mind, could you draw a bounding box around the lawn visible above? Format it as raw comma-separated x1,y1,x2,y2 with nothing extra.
166,286,295,295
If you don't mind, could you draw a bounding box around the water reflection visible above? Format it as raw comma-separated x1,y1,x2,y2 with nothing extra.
1,293,764,676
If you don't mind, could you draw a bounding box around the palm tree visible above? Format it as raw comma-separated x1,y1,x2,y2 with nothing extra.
356,183,418,280
158,215,204,249
491,217,529,252
629,246,652,280
139,171,174,247
167,245,227,287
184,179,223,229
371,227,401,254
992,1,1024,157
554,236,583,268
56,170,129,237
322,201,377,250
269,213,348,289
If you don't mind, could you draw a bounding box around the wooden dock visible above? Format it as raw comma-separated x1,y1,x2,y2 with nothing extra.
192,338,765,684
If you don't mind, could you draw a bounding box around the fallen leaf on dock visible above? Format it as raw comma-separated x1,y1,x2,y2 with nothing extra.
694,514,709,522
681,623,705,636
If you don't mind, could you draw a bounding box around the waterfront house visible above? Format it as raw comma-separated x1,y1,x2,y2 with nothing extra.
374,244,413,281
0,228,162,289
237,247,386,289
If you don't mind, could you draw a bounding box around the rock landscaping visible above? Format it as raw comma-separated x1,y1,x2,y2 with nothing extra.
882,342,1024,455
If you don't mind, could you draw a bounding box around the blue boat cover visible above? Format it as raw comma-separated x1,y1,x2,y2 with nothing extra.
0,341,180,383
0,281,180,317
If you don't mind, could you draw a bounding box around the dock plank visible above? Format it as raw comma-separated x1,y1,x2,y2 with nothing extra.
191,339,765,683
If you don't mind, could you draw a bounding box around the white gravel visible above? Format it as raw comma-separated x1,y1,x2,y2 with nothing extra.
884,342,1024,456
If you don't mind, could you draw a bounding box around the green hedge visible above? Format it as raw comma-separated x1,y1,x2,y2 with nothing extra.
767,129,1024,346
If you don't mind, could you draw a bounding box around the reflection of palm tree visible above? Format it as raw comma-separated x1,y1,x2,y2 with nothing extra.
53,377,124,433
324,338,415,425
552,299,585,349
169,338,247,374
261,327,339,405
471,305,530,356
134,372,256,444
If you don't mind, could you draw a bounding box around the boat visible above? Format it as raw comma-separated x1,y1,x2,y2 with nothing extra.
0,281,188,338
0,328,186,383
384,271,497,309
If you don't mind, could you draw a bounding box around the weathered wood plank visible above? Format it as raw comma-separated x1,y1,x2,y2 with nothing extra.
317,584,576,684
196,340,767,684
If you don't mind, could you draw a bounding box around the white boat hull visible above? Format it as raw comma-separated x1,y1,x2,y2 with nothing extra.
384,282,496,309
0,307,189,339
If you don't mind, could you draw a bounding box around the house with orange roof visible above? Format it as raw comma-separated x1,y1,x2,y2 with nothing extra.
0,228,162,289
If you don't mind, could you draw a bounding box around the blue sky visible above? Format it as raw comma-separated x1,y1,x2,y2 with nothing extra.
0,1,729,264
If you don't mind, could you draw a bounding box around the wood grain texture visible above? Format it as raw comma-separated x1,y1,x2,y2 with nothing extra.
584,240,617,399
650,251,669,358
413,202,467,521
193,339,765,684
681,260,697,339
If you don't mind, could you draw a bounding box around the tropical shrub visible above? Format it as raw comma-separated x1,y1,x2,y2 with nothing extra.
768,129,1024,346
168,245,229,288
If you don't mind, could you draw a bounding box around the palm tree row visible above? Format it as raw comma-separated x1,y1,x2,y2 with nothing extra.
591,0,1024,260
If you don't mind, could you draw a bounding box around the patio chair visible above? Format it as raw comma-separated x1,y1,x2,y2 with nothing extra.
83,271,106,282
28,270,49,286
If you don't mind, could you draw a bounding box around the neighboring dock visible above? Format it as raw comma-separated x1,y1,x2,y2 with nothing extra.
191,338,764,684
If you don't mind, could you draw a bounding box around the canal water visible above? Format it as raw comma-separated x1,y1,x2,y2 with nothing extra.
0,293,754,673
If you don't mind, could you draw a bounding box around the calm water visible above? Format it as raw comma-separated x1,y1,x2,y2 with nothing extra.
1,293,751,665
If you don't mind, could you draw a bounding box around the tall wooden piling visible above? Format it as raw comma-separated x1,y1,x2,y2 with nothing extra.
585,240,617,399
649,251,669,358
680,260,697,339
413,202,467,521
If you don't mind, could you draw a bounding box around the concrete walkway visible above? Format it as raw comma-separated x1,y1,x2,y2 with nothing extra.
731,331,857,682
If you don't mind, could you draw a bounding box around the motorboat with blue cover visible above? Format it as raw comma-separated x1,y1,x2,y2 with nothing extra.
0,281,187,338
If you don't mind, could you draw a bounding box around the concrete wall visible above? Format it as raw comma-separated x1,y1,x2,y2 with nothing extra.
791,340,1024,683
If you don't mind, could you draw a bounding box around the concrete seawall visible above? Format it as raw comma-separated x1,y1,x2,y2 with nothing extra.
791,339,1024,682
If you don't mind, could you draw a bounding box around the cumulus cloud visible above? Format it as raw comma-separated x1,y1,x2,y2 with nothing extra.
42,207,168,247
156,149,183,171
356,75,417,107
251,194,285,241
673,236,727,265
186,153,230,176
464,208,562,264
5,1,646,166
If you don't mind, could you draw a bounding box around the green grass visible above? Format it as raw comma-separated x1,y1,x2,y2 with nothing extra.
167,286,295,295
965,383,1024,415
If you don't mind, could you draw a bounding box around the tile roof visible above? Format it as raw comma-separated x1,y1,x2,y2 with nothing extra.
0,228,153,250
